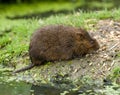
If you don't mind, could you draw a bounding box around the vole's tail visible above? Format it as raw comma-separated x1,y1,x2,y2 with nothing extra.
13,64,35,73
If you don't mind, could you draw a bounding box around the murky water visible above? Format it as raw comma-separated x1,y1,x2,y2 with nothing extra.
0,82,63,95
0,82,77,95
0,82,31,95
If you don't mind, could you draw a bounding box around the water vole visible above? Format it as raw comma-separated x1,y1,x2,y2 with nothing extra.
14,25,99,73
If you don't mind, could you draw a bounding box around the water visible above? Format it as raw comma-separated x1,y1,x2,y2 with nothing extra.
0,82,75,95
0,82,66,95
0,82,31,95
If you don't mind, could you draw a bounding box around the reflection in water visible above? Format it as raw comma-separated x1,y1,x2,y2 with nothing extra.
31,85,63,95
31,84,84,95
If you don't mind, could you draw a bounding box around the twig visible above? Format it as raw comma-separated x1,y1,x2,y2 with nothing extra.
108,60,115,71
109,42,120,51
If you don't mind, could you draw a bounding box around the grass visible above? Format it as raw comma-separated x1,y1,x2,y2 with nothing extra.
0,19,39,65
0,2,120,66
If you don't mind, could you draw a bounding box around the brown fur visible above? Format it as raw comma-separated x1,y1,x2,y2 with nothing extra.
14,25,99,73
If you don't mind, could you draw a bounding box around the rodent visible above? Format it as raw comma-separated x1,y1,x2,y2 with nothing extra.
14,25,99,73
